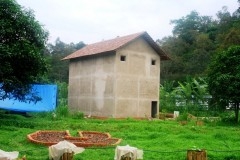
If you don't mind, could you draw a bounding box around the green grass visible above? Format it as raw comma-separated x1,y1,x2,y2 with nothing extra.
0,110,240,160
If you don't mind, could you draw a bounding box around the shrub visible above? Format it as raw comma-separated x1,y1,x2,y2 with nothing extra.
55,105,69,118
56,81,68,107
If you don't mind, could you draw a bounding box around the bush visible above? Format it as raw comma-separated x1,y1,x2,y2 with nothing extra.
56,81,68,107
55,105,69,118
220,111,236,123
160,77,211,116
177,112,189,121
72,111,84,119
160,81,177,112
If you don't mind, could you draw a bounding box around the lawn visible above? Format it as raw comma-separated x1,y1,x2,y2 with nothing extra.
0,110,240,160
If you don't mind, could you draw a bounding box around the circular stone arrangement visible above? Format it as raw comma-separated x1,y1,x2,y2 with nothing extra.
27,130,121,147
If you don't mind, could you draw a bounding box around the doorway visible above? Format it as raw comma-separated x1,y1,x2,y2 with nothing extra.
151,101,158,118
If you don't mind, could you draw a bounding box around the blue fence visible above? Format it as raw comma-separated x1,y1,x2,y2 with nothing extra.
0,84,57,112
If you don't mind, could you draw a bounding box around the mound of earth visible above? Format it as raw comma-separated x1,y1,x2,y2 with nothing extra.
27,130,121,147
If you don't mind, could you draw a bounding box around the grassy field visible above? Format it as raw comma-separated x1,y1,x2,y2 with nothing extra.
0,110,240,160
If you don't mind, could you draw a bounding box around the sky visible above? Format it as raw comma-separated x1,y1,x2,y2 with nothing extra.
16,0,239,44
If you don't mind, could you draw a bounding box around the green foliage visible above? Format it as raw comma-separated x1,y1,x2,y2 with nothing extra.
159,11,216,82
49,82,84,119
159,6,240,83
208,46,240,123
159,6,240,122
72,111,85,119
160,77,210,116
45,38,85,83
55,105,69,118
159,81,176,112
219,111,236,124
56,81,68,106
0,0,48,101
208,46,240,102
54,81,69,118
177,112,189,121
175,77,194,107
171,11,214,44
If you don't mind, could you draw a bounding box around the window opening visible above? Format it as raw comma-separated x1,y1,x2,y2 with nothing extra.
151,59,156,65
120,55,126,61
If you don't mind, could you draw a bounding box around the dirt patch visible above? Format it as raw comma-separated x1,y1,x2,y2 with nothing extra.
27,130,121,147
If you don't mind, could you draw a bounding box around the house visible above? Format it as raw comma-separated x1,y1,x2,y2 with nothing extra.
63,31,170,118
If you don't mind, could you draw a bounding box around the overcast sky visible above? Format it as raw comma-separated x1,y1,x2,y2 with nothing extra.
16,0,239,44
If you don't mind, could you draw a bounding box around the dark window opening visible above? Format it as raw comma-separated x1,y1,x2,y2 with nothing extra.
151,101,158,118
120,55,126,61
151,59,156,65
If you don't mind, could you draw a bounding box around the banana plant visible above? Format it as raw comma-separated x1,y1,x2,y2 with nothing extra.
160,77,209,113
174,76,194,107
159,81,176,112
192,77,209,104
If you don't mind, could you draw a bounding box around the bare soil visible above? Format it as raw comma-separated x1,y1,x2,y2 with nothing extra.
28,130,121,147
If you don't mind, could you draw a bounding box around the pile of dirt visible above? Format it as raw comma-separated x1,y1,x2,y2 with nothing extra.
27,130,121,147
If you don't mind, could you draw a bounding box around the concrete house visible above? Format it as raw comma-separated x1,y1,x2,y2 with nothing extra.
63,31,169,118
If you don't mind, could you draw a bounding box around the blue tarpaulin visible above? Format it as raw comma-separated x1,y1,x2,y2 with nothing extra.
0,84,57,112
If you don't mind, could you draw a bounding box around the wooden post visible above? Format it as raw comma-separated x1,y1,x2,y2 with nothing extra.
120,152,134,160
60,152,74,160
187,150,207,160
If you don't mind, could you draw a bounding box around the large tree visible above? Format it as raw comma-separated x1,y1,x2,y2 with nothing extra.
158,11,216,82
208,46,240,123
0,0,48,101
159,5,240,83
45,38,85,83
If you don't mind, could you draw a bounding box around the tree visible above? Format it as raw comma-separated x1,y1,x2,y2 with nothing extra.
215,6,240,50
157,36,187,82
171,11,214,45
0,0,48,101
45,38,85,83
208,46,240,123
159,11,216,83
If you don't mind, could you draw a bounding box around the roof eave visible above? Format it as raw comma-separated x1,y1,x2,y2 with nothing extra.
62,50,116,61
141,33,171,61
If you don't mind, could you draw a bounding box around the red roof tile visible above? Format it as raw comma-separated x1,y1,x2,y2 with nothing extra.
63,31,170,60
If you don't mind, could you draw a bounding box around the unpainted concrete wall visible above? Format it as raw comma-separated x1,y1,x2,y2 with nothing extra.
68,53,116,117
68,37,160,118
115,38,160,118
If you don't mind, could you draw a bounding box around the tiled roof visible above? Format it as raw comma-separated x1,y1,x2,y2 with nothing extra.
63,31,170,60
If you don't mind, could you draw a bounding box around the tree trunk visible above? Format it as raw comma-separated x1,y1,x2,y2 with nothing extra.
234,103,239,123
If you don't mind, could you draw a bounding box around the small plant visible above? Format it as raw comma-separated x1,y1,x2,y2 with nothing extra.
191,146,202,151
56,81,68,107
55,105,69,118
159,112,166,120
177,112,188,121
219,111,236,124
72,111,84,119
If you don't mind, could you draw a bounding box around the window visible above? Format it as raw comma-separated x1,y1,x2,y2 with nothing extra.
120,55,126,61
151,59,156,65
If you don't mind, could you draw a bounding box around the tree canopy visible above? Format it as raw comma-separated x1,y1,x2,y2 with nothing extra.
159,2,240,123
208,46,240,123
0,0,48,101
159,5,240,83
44,38,85,83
